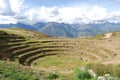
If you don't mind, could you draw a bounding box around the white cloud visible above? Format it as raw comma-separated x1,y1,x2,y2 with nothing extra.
58,7,85,23
24,6,59,24
25,5,109,24
0,15,17,24
0,0,26,24
39,6,59,18
86,6,108,20
106,11,120,23
24,8,39,24
0,0,14,15
0,0,120,24
0,0,6,9
9,0,24,13
26,6,109,23
114,11,120,16
32,5,108,24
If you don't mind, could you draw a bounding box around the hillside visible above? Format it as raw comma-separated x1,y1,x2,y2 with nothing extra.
0,28,120,79
38,22,77,38
0,60,41,80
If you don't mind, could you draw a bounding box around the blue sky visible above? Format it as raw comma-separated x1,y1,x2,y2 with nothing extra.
24,0,120,9
0,0,120,24
24,0,83,7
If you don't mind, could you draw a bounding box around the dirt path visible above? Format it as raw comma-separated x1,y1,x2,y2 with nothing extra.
102,60,120,64
104,33,112,38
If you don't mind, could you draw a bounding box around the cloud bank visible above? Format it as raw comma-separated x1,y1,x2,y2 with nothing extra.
0,0,120,24
0,0,26,24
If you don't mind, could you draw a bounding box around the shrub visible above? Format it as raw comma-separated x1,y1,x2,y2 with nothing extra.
87,63,120,78
47,72,59,79
75,68,92,80
92,34,104,40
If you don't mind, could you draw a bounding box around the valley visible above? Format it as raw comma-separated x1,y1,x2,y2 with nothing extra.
0,28,120,80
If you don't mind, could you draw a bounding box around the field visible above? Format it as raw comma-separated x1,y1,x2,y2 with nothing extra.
0,28,120,80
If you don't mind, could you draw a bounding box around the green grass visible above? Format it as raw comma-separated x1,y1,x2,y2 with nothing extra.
87,63,120,78
0,60,88,80
91,33,104,40
33,55,90,72
75,68,92,80
2,60,120,80
1,28,120,80
0,60,40,80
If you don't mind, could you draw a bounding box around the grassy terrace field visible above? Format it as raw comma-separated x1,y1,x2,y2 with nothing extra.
0,28,120,80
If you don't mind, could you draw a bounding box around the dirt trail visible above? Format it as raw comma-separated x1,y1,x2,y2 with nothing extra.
102,60,120,64
104,33,112,38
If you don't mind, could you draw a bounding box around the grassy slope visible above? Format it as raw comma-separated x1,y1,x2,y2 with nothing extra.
0,28,120,79
33,31,120,74
0,60,41,80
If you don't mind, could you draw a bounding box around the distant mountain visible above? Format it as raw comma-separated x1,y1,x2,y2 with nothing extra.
38,22,77,38
0,22,120,38
33,22,46,30
0,22,37,31
71,24,100,37
33,22,101,37
13,22,37,31
0,23,13,28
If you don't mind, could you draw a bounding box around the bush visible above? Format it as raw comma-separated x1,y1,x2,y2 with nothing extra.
47,72,59,79
75,68,92,80
87,63,120,78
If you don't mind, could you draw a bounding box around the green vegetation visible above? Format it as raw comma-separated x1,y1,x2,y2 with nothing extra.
75,68,92,80
91,33,104,40
32,56,89,71
0,28,120,80
88,63,120,78
0,60,40,80
47,72,59,80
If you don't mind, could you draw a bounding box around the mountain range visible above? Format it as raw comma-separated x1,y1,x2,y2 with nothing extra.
0,21,120,38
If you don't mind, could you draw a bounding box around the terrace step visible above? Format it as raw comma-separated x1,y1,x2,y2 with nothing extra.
27,53,57,65
5,41,40,47
19,49,62,65
9,39,26,42
12,46,42,56
8,45,29,51
0,35,25,39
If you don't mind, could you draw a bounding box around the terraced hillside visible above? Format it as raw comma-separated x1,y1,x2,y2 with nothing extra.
0,28,120,74
0,28,70,65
